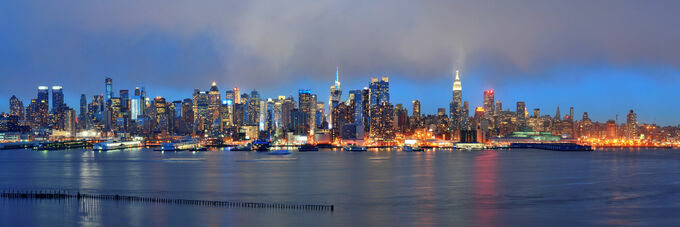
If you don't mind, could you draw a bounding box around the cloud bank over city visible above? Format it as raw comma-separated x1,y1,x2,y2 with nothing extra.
1,0,679,123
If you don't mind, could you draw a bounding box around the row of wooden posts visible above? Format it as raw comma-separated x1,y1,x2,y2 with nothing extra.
0,190,333,211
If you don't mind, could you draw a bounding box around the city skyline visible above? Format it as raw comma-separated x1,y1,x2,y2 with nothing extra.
2,1,680,125
0,70,676,126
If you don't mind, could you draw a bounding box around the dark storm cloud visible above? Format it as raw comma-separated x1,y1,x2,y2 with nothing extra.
1,0,679,95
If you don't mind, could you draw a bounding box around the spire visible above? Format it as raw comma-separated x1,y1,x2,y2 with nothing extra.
453,69,462,91
555,105,561,120
333,66,341,90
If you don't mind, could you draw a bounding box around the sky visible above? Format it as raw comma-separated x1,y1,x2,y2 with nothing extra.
1,0,679,125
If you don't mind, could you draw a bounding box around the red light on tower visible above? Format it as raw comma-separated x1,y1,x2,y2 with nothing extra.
485,90,494,94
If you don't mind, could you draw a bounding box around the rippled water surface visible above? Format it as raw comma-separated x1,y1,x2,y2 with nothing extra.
1,148,680,226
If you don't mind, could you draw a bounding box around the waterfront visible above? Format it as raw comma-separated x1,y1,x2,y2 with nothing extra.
2,148,680,226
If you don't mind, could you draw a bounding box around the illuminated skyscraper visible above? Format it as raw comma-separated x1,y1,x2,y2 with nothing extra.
462,101,470,128
105,78,113,105
79,94,87,129
626,110,639,139
208,82,221,127
361,88,370,130
36,86,49,127
193,89,209,133
412,100,421,118
483,90,495,118
104,78,113,130
51,86,64,112
182,99,194,132
533,108,540,118
299,89,315,134
9,95,24,121
606,120,616,139
328,66,342,128
131,87,141,120
516,101,526,122
369,77,390,106
554,105,561,121
152,97,169,132
450,70,462,129
495,100,502,114
64,109,76,137
368,77,392,141
233,87,241,104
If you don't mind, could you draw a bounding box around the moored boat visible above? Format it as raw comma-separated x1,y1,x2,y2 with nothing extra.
253,139,272,152
402,146,424,152
94,139,143,151
266,150,291,155
343,144,367,152
160,138,205,151
298,144,319,152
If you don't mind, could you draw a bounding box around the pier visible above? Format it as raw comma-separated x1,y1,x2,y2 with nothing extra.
510,143,592,151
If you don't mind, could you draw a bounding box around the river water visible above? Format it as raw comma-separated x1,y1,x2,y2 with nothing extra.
1,148,680,226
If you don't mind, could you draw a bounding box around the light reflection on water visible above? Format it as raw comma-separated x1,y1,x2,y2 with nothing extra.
1,148,680,226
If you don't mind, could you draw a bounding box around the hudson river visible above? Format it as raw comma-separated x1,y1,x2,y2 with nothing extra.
2,148,680,226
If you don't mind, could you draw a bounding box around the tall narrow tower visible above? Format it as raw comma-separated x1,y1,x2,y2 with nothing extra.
328,66,342,128
450,70,462,129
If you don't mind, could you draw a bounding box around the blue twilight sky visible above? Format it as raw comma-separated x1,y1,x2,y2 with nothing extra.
1,0,679,125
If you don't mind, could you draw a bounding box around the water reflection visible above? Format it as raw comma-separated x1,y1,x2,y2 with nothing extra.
473,151,498,227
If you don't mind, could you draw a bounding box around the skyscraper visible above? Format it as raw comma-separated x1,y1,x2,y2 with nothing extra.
412,100,421,118
369,77,390,106
368,77,392,142
626,110,639,139
51,86,64,112
79,94,87,129
192,89,209,133
105,78,113,105
9,95,24,121
533,108,540,118
554,105,561,121
328,66,342,128
104,78,113,130
450,70,462,129
298,89,314,134
208,82,221,128
483,90,495,118
36,86,49,127
246,90,260,126
152,97,169,132
606,120,616,139
516,101,526,122
495,100,502,114
233,87,241,104
131,87,141,120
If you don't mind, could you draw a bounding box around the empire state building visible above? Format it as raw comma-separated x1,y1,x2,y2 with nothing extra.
450,70,463,129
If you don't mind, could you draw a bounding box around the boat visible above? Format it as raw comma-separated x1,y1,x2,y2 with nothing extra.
0,141,37,150
266,150,291,155
160,138,206,151
230,144,252,151
298,144,319,152
402,145,424,152
343,144,367,152
33,140,91,150
93,139,143,151
252,139,272,152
